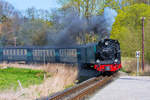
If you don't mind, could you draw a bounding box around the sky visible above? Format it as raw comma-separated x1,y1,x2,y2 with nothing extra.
5,0,61,11
5,0,117,27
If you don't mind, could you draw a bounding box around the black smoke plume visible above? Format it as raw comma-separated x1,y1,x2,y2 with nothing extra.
47,7,115,46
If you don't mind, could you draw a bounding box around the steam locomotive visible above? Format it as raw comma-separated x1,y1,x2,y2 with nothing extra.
79,39,121,72
94,39,121,72
0,39,121,72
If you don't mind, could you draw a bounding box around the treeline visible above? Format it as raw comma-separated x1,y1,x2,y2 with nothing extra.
0,0,52,46
0,0,150,61
111,3,150,61
0,0,149,46
0,0,110,46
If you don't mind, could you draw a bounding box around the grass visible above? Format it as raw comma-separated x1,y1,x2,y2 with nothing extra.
0,63,78,100
121,57,150,76
0,67,45,90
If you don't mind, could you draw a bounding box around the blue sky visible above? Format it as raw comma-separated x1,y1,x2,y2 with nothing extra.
5,0,60,11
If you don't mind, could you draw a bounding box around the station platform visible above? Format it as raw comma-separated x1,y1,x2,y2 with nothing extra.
89,76,150,100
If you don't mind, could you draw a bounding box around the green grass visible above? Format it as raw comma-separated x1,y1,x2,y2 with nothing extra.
0,67,46,91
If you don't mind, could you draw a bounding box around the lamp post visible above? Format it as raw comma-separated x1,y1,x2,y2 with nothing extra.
141,17,145,71
136,51,140,76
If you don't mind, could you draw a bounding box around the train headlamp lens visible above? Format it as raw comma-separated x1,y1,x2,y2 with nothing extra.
96,59,100,63
114,59,118,62
105,42,108,45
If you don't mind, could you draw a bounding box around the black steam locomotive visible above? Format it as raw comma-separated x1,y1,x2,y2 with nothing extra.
0,39,121,72
79,39,121,72
94,39,121,72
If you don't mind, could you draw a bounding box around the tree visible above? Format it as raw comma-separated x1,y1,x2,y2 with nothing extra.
111,4,150,61
0,1,53,46
0,0,22,46
17,20,48,46
0,0,16,17
99,0,120,13
100,0,150,14
58,0,105,18
128,0,150,5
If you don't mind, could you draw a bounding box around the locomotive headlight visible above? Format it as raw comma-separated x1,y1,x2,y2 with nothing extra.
114,59,118,62
96,59,100,63
105,42,108,45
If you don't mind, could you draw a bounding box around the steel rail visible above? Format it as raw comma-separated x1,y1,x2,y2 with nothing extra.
41,73,118,100
48,76,102,100
70,74,115,100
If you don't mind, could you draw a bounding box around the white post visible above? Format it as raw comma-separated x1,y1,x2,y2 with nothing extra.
136,51,140,76
44,74,46,80
17,80,24,90
137,57,139,76
16,80,24,97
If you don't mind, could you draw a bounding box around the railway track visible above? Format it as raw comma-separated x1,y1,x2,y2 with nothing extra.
38,72,118,100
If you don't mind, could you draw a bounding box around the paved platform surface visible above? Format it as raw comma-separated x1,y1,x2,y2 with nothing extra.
89,76,150,100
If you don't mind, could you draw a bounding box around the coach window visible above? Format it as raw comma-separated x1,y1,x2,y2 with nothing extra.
65,49,67,56
13,49,16,55
37,50,39,56
33,50,35,56
66,49,68,56
10,49,12,55
20,49,23,55
51,50,54,57
7,49,10,55
12,49,14,55
4,49,6,55
59,50,61,56
73,49,76,57
24,49,27,55
3,50,5,55
49,50,51,57
46,50,48,57
70,49,73,56
50,50,54,57
17,49,20,56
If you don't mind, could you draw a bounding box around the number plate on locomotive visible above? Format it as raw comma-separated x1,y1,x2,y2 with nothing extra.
105,66,110,71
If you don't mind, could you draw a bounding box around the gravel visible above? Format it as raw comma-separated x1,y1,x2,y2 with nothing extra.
89,76,150,100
